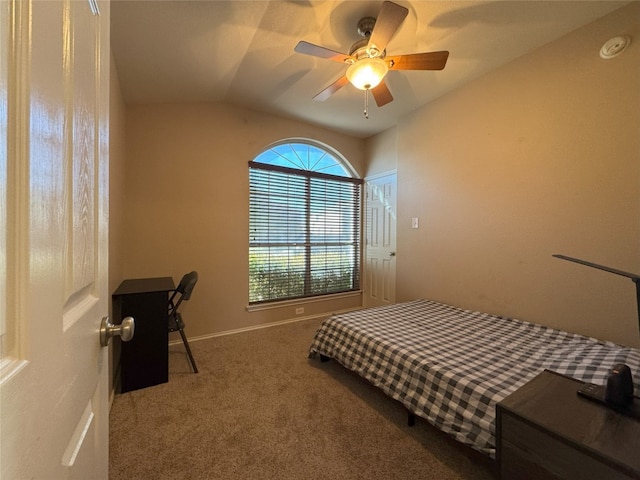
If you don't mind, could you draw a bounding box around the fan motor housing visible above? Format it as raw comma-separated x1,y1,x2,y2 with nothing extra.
357,17,376,38
349,17,387,61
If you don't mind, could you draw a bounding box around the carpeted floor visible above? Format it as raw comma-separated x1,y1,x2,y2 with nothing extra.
109,317,498,479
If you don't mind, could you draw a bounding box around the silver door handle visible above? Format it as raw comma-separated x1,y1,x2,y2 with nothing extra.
100,316,135,347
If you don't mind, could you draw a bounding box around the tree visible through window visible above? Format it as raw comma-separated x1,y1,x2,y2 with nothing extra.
249,142,362,304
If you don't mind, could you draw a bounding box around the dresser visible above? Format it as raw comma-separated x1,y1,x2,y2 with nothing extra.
496,369,640,480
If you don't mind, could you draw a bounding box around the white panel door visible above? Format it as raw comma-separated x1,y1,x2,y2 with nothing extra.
1,0,110,478
364,172,397,308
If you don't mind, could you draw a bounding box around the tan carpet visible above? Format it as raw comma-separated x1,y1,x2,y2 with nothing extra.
109,317,498,479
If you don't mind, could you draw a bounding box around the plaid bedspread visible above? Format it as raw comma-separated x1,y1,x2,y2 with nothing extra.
308,299,640,457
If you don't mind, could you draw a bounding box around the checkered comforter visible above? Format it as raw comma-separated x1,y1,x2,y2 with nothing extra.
308,299,640,457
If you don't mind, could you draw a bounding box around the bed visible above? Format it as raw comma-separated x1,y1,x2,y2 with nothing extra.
308,299,640,458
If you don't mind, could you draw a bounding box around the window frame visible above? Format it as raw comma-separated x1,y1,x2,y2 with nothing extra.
248,141,363,306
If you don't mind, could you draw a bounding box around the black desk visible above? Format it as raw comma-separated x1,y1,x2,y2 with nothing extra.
113,277,175,392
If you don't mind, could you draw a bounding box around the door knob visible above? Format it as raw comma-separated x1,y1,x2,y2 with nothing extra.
389,251,396,257
100,316,135,347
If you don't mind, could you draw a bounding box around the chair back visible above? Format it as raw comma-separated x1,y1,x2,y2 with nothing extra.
167,270,199,373
169,271,198,314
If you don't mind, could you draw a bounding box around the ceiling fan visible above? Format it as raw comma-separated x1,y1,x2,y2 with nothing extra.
294,1,449,117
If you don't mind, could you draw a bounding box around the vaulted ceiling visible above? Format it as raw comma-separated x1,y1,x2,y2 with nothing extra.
111,1,629,138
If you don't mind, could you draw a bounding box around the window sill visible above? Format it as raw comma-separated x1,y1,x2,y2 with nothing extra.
246,290,362,312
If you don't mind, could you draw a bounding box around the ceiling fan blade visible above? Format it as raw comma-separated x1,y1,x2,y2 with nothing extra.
368,1,409,54
386,51,449,71
371,80,393,107
294,41,353,63
313,76,350,102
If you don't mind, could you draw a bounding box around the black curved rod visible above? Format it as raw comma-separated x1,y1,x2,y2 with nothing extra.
553,254,640,337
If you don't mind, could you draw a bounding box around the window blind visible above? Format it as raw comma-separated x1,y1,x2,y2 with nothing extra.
249,161,362,304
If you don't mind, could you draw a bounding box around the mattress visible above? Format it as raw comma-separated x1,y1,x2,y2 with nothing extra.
308,299,640,457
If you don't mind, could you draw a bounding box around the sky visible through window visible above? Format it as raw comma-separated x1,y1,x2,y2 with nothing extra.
254,143,352,177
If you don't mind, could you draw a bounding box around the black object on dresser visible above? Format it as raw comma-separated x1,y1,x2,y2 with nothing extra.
112,277,175,393
496,369,640,480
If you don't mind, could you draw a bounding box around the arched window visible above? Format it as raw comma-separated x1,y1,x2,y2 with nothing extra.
248,141,362,304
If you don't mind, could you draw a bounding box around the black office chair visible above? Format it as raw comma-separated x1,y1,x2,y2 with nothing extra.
168,271,199,373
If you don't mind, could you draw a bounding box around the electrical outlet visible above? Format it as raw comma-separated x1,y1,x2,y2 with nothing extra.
295,307,304,315
411,217,419,229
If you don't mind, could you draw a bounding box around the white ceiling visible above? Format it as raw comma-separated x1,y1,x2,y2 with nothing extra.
111,0,629,138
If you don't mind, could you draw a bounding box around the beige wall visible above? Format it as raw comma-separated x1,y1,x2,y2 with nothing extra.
367,3,640,346
108,53,127,389
364,126,398,177
123,103,365,338
109,53,126,307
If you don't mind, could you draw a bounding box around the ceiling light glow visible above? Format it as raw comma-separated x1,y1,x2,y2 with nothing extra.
346,57,388,90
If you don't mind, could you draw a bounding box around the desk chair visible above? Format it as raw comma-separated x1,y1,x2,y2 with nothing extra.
168,271,199,373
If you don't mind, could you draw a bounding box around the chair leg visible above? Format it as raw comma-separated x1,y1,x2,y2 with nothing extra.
178,328,198,373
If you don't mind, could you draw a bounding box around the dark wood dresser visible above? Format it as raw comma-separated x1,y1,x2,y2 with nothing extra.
496,369,640,480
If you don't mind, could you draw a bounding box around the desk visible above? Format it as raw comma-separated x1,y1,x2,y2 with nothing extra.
112,277,175,392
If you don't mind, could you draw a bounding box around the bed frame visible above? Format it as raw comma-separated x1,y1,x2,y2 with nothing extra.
319,351,419,426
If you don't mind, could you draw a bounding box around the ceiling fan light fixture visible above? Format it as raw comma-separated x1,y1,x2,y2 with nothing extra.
346,57,388,90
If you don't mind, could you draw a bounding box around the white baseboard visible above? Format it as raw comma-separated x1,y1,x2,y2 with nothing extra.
169,306,361,345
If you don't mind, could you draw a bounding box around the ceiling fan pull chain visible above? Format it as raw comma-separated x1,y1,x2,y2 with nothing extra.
364,89,369,119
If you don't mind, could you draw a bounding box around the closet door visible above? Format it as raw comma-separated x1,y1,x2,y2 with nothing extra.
364,172,397,307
